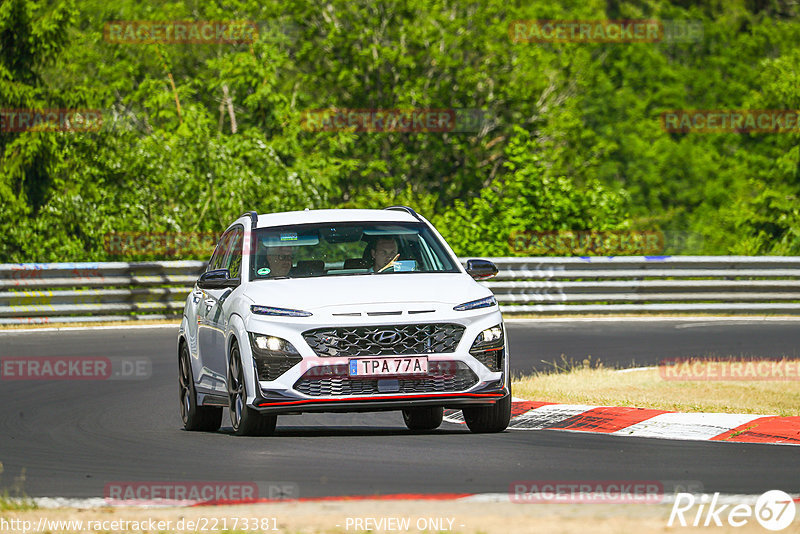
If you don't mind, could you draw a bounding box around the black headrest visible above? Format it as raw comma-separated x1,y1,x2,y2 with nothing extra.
343,258,370,269
294,260,325,275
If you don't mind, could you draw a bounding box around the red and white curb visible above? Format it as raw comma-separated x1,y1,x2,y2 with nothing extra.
444,400,800,446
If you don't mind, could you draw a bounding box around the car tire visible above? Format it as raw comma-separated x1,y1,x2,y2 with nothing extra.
402,406,444,431
179,342,222,432
462,387,511,433
228,342,277,436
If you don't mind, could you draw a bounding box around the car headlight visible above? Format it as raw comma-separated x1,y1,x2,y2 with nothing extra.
251,305,312,317
453,295,497,311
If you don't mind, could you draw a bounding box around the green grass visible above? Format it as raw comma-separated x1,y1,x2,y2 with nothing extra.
0,492,37,511
0,464,37,511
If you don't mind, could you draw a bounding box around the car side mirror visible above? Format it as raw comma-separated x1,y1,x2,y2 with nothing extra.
465,259,498,280
197,269,239,289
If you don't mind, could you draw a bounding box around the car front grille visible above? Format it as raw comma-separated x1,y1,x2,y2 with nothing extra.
293,361,478,396
303,323,465,357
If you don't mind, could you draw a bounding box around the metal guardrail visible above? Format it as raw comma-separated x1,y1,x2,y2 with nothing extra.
484,256,800,314
2,257,800,324
0,262,205,325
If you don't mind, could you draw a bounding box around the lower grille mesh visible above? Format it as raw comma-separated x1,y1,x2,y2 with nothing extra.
294,361,478,396
472,349,504,372
255,356,302,381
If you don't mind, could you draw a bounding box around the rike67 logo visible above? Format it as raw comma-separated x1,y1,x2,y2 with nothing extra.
669,490,796,531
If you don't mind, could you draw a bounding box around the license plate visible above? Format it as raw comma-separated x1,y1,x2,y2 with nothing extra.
348,356,428,377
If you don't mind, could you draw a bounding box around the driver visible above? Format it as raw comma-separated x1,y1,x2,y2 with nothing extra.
266,246,294,277
370,237,399,272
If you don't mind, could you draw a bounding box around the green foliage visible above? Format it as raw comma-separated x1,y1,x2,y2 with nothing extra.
3,0,800,261
433,126,628,256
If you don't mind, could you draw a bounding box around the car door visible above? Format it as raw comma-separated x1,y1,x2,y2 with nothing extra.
203,226,244,394
196,229,235,393
183,275,204,369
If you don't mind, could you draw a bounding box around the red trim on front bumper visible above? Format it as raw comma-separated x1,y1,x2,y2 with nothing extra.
256,391,505,407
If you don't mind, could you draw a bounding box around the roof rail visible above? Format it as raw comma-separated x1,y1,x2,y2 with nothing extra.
241,211,258,229
384,205,422,221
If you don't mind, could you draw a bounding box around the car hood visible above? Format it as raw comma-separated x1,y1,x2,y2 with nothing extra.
243,273,491,313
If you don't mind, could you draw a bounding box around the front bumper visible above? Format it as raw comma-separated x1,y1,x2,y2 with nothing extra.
244,313,509,415
252,383,509,414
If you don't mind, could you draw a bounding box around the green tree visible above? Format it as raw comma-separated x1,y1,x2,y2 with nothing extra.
433,126,628,256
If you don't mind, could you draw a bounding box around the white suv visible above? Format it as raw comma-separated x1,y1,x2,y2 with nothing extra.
178,207,510,435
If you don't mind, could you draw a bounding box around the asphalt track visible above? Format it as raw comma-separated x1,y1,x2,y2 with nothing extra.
0,319,798,499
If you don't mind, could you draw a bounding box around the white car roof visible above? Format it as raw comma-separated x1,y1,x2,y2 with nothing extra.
251,208,419,229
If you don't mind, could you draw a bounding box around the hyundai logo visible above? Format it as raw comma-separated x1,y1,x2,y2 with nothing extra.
372,330,401,345
321,335,339,347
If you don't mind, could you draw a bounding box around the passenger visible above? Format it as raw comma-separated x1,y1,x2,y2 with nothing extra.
370,237,399,272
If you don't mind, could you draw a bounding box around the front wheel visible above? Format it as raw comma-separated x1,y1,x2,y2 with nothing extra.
462,389,511,433
228,342,277,436
179,343,222,431
402,406,443,431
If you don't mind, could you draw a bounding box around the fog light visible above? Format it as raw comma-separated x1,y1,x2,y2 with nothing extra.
250,334,299,355
248,333,302,382
267,337,282,351
476,326,503,344
470,324,504,372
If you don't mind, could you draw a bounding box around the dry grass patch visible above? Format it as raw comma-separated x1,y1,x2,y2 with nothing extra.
512,358,800,416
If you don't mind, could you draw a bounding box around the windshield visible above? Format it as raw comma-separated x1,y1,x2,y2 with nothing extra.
249,221,459,280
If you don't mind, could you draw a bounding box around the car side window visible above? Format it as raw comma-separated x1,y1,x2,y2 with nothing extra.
207,230,233,272
226,229,244,279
